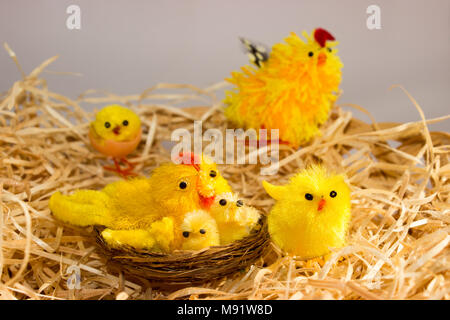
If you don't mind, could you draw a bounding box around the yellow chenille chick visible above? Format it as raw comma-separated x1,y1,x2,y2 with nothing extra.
101,217,175,252
89,104,142,176
209,192,261,245
49,153,232,251
180,210,220,251
225,28,342,147
262,165,351,259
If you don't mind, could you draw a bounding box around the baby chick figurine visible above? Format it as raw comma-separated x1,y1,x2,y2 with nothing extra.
89,104,142,177
210,193,260,245
225,28,342,147
262,165,351,259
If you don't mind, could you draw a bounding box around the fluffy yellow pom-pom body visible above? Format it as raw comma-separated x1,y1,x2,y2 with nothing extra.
263,165,351,259
225,31,343,147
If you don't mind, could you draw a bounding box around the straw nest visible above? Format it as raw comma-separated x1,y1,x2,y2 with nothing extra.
0,45,449,300
94,216,269,285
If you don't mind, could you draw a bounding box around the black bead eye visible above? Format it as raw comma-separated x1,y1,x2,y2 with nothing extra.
330,191,337,198
209,170,217,178
308,51,314,57
219,199,227,206
122,120,129,126
305,193,313,201
199,229,206,234
327,47,332,53
104,122,111,128
182,231,190,238
236,200,244,207
179,181,187,189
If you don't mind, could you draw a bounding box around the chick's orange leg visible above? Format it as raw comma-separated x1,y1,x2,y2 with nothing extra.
305,256,327,269
119,158,138,175
103,159,121,173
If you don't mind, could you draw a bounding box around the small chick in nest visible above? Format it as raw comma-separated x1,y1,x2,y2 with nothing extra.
89,104,142,177
180,210,220,251
225,28,342,147
263,164,351,260
209,192,261,245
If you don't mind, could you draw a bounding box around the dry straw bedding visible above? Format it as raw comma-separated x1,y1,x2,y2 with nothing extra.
0,47,449,300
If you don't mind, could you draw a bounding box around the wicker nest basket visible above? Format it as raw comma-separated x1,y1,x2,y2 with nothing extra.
94,215,270,285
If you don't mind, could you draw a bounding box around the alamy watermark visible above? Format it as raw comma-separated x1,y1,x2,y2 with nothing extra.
66,5,81,30
366,5,381,30
66,265,81,289
171,121,280,175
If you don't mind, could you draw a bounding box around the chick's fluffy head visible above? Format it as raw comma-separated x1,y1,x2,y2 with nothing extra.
181,210,219,251
210,192,242,224
91,105,141,141
197,154,232,198
264,165,350,220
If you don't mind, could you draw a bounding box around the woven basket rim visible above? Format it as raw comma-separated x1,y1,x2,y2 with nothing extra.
94,214,270,284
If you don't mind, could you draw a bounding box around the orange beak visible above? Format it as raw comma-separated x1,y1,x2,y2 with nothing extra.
113,126,121,135
317,52,327,66
318,198,326,211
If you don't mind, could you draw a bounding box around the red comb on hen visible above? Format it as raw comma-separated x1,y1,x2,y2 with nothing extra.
314,28,335,48
178,152,200,171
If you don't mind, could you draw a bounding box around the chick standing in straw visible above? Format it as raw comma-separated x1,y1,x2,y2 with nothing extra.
89,104,142,177
263,165,351,263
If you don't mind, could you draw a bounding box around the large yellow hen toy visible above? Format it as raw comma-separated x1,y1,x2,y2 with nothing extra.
49,153,232,252
89,104,142,177
225,28,343,147
263,165,351,259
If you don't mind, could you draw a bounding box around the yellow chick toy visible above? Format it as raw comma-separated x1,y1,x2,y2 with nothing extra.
89,104,142,177
225,28,342,147
180,210,220,251
209,192,260,245
49,153,232,251
262,165,351,259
